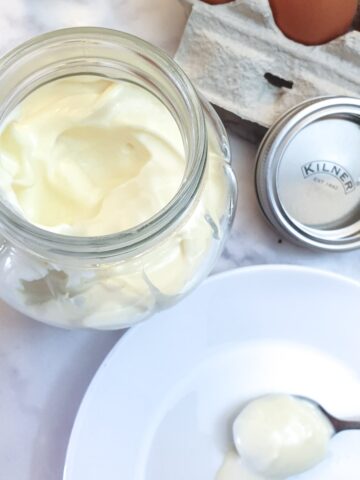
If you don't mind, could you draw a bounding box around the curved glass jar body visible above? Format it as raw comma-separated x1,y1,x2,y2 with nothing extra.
0,28,237,329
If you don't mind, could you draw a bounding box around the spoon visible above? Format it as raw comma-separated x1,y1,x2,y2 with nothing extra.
296,395,360,434
220,395,360,480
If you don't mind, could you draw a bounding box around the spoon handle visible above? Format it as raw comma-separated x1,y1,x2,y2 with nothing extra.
331,416,360,433
293,395,360,434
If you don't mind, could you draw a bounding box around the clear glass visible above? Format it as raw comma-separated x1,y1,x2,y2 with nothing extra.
0,28,237,329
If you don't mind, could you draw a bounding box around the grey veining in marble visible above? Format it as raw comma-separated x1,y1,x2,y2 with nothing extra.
0,2,359,480
0,0,187,56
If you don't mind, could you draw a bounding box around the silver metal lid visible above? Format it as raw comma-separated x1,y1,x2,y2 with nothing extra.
255,97,360,251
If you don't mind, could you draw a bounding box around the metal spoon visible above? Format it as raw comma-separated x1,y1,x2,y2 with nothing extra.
296,395,360,434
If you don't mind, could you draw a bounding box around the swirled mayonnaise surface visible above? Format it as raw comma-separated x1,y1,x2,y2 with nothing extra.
0,75,230,328
0,76,185,235
217,394,334,480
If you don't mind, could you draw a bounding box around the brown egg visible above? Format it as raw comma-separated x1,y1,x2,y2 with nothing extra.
269,0,358,45
201,0,234,4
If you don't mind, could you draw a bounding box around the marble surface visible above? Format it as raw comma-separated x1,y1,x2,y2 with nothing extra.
1,1,360,480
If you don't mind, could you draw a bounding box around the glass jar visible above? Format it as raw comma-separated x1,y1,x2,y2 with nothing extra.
0,27,237,329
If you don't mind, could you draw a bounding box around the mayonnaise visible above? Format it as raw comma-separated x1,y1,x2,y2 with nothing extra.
216,451,266,480
0,75,231,328
0,76,185,235
217,394,334,480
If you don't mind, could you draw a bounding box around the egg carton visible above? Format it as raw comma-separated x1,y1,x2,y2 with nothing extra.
175,0,360,142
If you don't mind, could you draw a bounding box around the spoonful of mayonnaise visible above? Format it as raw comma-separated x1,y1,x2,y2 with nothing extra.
217,393,360,480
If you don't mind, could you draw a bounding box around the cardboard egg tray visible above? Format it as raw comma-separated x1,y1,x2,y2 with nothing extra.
175,0,360,142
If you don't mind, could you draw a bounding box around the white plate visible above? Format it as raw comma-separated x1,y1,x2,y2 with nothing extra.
64,266,360,480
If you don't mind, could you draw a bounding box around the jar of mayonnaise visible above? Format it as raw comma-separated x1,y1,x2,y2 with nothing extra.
0,28,236,329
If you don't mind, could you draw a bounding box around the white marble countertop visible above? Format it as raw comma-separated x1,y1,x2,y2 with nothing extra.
1,1,360,479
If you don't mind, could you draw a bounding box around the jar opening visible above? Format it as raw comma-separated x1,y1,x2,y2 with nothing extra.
0,27,207,260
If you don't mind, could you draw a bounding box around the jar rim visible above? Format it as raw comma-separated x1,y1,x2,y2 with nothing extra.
0,27,207,260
